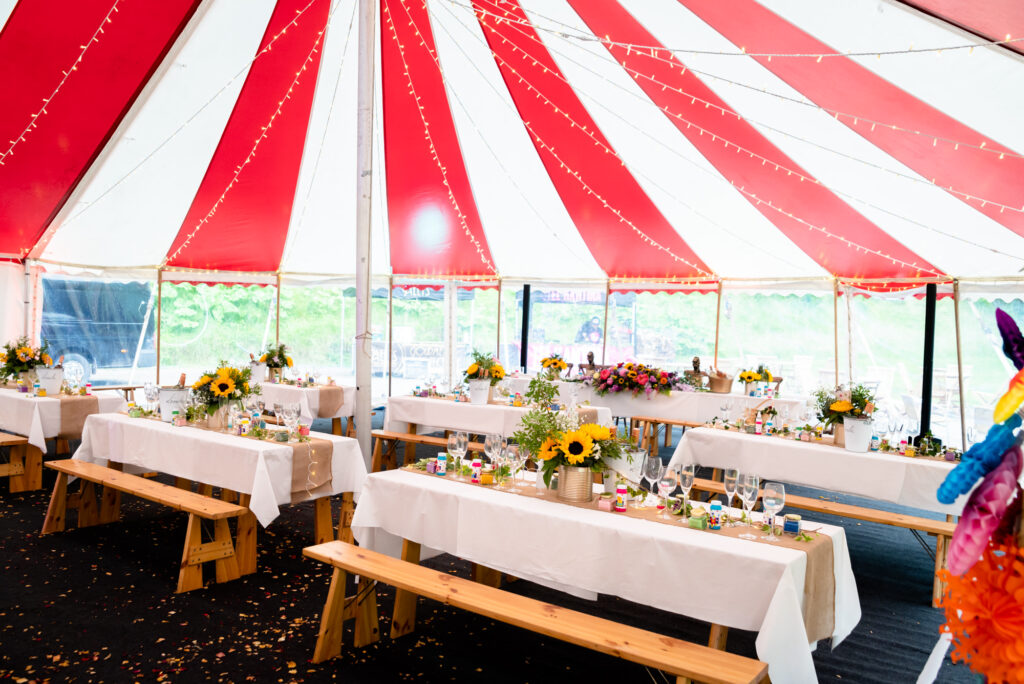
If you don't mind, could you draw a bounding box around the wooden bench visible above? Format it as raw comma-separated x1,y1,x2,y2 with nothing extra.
690,476,956,606
304,540,768,684
631,416,703,456
42,459,248,593
370,429,485,472
1,432,41,492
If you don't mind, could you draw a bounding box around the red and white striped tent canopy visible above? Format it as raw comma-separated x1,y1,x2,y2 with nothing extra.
1,0,1023,290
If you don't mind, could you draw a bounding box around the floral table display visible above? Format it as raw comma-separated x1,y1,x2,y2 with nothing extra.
539,354,568,380
585,362,691,398
192,363,260,429
1,336,59,391
258,343,293,382
463,350,505,405
813,383,875,451
934,307,1024,682
738,364,775,396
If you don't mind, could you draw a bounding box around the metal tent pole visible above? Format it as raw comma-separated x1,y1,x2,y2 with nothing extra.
520,284,530,372
918,283,938,444
953,280,967,449
156,269,163,385
833,279,839,388
713,282,723,368
846,283,854,382
353,0,377,468
601,281,610,365
275,274,281,344
495,279,502,361
387,276,393,397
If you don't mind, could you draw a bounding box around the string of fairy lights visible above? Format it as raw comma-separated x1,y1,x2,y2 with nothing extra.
425,0,811,272
382,0,498,275
450,0,1024,262
162,17,329,266
0,0,122,168
452,0,1024,164
431,0,944,277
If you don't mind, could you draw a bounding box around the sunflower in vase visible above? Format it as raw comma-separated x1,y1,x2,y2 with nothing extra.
192,363,260,416
540,354,568,380
1,336,52,381
533,422,626,486
260,343,293,370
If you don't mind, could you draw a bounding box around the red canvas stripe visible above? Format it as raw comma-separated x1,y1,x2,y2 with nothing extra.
472,0,713,279
896,0,1024,57
381,0,496,277
0,0,201,258
569,0,940,280
679,0,1024,239
164,0,329,272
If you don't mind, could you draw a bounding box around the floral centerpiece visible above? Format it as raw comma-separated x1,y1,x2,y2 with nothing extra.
1,337,52,382
738,364,773,393
814,383,875,450
587,362,691,398
539,354,568,380
192,363,260,428
463,350,505,405
260,343,292,369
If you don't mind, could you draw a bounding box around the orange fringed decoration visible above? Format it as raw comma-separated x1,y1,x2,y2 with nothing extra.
939,541,1024,682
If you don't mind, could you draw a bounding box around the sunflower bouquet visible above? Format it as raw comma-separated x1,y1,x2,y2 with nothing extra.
259,343,293,369
464,349,505,386
738,364,773,385
191,363,260,415
814,383,875,428
0,336,53,381
540,354,569,380
587,362,689,398
534,423,627,486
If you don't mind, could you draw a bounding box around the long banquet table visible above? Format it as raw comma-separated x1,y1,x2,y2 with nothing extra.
668,427,965,516
259,382,356,430
384,395,614,438
352,468,860,683
0,388,124,453
74,413,367,527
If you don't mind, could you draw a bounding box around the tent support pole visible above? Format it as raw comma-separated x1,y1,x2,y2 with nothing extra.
353,0,377,468
387,276,393,398
23,261,31,340
275,274,281,345
846,283,854,382
713,282,723,368
520,284,530,372
918,283,938,445
446,282,456,388
156,269,163,386
953,280,967,449
495,278,502,361
833,279,839,388
601,282,610,365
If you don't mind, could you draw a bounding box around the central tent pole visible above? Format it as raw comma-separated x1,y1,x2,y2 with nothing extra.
495,278,502,361
275,274,281,344
833,279,839,388
156,269,163,386
953,280,967,449
713,282,723,368
918,282,938,444
353,0,377,468
520,284,530,372
601,281,610,365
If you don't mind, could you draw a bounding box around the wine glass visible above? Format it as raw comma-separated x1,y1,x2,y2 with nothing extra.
504,444,524,492
677,464,695,521
284,403,300,439
719,399,729,423
456,432,469,474
492,447,508,487
274,403,285,424
738,473,760,540
643,454,665,507
723,469,739,526
447,433,462,480
143,382,158,412
657,467,678,519
761,482,785,541
484,433,504,466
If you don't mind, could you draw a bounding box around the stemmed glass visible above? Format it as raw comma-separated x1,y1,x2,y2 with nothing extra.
143,382,158,413
643,454,665,508
505,444,525,492
738,473,760,540
491,447,508,487
723,468,739,526
273,403,285,425
677,464,695,521
484,433,505,469
657,467,678,519
761,482,785,542
284,403,300,439
447,433,463,480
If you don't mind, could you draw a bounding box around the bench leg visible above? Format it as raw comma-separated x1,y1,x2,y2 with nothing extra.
332,417,344,436
404,423,418,464
174,477,192,491
9,444,42,492
472,563,503,588
213,518,241,584
370,438,384,473
220,488,237,503
390,539,422,638
708,623,728,650
346,417,356,438
933,535,949,608
56,438,71,456
312,567,349,663
338,492,355,544
177,514,205,593
235,494,258,576
353,576,380,648
314,497,334,544
99,462,123,524
664,424,672,448
77,481,100,527
42,472,68,534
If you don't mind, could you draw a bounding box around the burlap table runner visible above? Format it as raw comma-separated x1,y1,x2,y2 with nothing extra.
404,466,835,642
289,435,334,503
58,395,100,439
317,385,345,418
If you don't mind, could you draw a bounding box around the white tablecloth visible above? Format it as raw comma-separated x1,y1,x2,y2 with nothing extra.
0,389,125,453
384,396,613,437
73,413,366,526
669,427,965,516
353,469,860,684
259,383,355,422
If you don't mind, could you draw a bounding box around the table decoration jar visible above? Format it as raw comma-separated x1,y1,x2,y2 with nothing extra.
556,465,594,503
842,416,872,452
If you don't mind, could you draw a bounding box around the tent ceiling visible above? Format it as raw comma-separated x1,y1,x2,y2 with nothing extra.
1,0,1022,288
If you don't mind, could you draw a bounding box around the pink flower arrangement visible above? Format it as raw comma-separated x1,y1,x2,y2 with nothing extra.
584,362,692,398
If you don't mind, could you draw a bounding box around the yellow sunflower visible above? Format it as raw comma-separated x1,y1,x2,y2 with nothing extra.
536,436,558,461
211,376,236,398
491,365,505,380
41,353,52,366
215,366,233,378
16,346,33,362
578,423,611,442
559,430,595,465
193,375,212,389
830,400,853,413
285,356,293,367
259,353,268,363
466,363,479,376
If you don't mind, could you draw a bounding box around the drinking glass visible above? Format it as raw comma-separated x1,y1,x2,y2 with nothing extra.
274,403,285,424
723,468,739,526
719,400,729,423
447,433,463,480
284,403,300,439
144,382,158,412
657,468,678,519
738,474,760,540
456,432,469,475
505,444,524,492
484,433,504,466
643,454,664,507
677,464,695,521
761,482,785,541
492,448,508,487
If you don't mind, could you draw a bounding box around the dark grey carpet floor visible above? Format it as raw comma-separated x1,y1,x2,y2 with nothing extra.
0,419,977,683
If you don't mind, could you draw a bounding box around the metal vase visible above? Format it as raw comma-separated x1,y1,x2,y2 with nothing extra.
557,465,594,503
